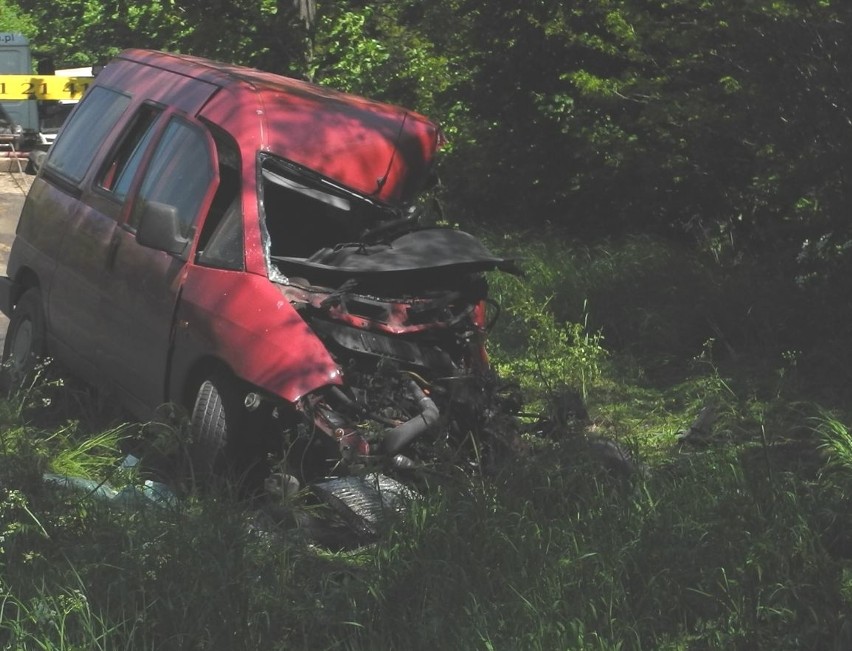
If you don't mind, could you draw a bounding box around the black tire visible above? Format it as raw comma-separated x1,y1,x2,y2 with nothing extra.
1,287,47,391
188,372,244,485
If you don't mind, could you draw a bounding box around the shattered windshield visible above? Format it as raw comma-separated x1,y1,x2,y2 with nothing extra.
260,155,398,261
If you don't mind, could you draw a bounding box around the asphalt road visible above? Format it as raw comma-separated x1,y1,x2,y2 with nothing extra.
0,167,33,353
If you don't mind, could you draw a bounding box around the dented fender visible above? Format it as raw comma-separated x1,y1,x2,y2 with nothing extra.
168,266,342,405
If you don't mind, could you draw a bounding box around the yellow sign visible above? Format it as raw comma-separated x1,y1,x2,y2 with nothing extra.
0,75,95,100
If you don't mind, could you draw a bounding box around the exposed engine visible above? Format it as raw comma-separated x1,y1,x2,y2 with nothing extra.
272,228,521,481
259,154,521,483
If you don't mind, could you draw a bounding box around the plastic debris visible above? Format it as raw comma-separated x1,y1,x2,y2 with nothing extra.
42,455,177,509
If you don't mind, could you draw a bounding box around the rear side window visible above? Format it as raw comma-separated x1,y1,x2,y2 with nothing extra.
98,103,162,201
46,86,130,184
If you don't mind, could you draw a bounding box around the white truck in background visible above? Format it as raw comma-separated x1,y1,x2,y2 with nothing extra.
39,67,93,146
0,32,39,148
0,33,94,152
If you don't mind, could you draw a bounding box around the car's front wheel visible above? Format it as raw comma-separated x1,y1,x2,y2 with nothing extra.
188,372,244,485
1,287,47,391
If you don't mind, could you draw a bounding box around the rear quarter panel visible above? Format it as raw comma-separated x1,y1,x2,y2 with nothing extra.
7,177,74,302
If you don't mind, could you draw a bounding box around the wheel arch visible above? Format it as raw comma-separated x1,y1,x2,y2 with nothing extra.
1,284,48,390
8,266,41,308
173,353,302,435
177,355,238,409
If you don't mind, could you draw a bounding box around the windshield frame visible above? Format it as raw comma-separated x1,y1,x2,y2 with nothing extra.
257,153,403,280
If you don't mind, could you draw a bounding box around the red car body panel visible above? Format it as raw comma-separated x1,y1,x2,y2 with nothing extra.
172,267,341,405
119,49,442,206
95,55,219,116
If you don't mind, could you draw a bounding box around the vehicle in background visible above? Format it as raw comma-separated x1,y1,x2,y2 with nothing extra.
25,67,93,173
37,67,93,147
0,33,39,148
0,102,21,141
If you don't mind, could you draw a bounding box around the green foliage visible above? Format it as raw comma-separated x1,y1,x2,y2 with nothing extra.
367,0,852,311
10,0,309,73
484,231,726,391
0,582,120,651
346,450,849,648
0,374,124,481
815,411,852,473
47,426,124,480
480,231,610,404
306,3,453,122
307,9,390,92
490,273,606,401
0,0,34,35
482,227,852,408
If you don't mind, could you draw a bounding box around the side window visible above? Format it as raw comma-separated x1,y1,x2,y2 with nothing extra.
46,86,131,183
197,200,243,270
98,104,162,201
197,128,243,270
129,118,214,237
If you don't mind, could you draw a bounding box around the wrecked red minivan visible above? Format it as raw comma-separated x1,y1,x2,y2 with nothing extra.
0,50,518,493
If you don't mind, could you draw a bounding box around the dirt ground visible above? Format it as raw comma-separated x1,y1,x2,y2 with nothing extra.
0,167,34,352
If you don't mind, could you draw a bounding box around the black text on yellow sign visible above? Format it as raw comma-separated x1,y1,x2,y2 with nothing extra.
0,75,96,100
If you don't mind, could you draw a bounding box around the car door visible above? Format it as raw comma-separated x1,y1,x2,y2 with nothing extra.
35,86,132,372
95,114,219,416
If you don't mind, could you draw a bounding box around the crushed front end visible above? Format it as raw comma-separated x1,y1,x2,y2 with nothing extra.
259,155,520,483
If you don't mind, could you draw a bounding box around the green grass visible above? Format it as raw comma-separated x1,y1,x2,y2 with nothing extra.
3,418,849,649
2,234,852,649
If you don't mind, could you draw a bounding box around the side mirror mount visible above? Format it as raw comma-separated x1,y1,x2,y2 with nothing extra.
135,201,189,255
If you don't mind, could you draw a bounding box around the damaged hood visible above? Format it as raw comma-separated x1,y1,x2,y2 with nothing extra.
273,229,519,280
254,78,441,205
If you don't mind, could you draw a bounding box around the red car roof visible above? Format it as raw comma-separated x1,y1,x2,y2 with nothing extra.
116,49,442,205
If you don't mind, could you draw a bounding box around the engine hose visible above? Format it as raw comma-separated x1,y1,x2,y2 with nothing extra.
382,381,440,456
